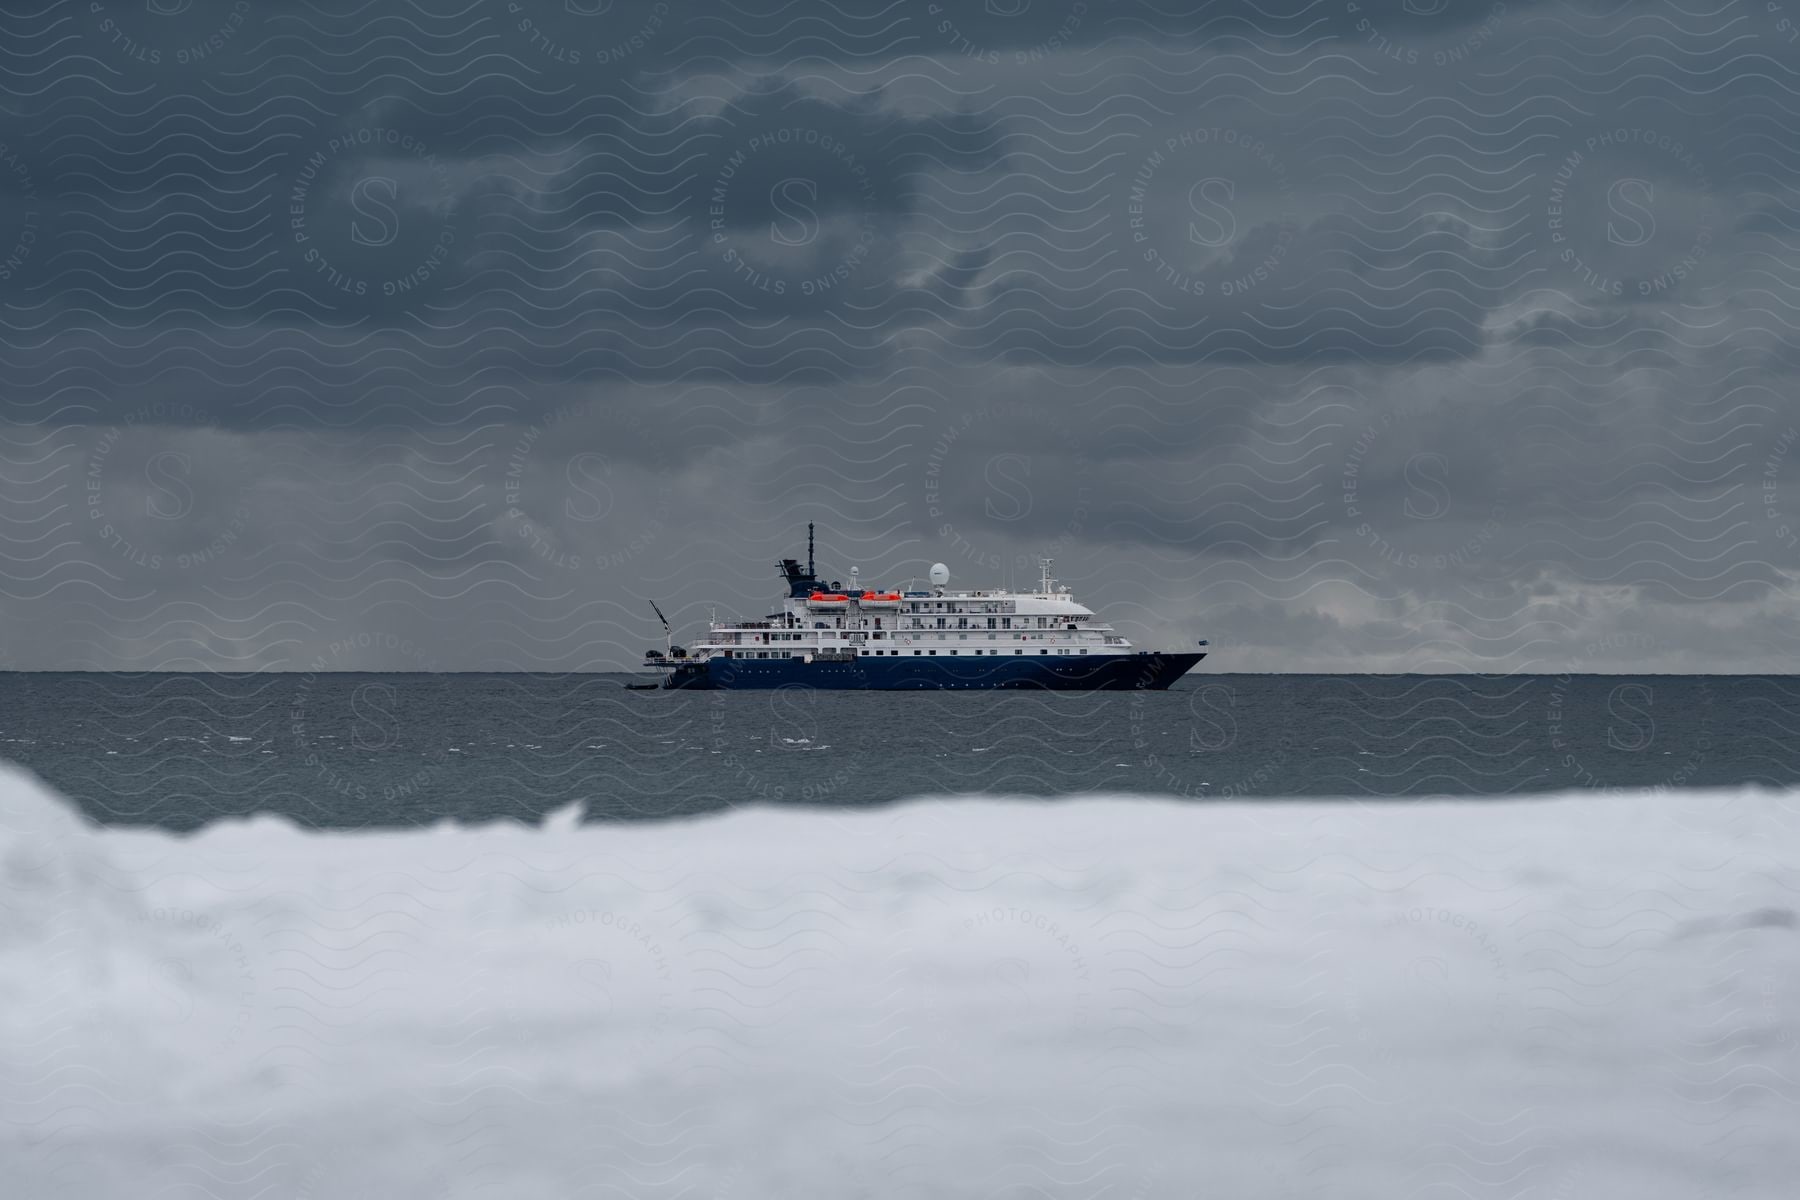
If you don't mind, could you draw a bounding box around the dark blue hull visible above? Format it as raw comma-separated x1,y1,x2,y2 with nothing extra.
663,651,1204,690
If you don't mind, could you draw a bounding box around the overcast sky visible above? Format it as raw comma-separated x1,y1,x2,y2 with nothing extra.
1,0,1797,671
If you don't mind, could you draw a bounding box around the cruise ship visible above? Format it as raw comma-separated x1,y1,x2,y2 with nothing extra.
642,527,1206,690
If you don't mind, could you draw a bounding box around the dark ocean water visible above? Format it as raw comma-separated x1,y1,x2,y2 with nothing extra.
0,672,1786,829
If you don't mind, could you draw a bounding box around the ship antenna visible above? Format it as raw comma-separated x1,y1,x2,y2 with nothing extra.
808,521,815,580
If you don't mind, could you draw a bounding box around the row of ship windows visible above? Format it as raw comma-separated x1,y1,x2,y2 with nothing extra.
734,649,1091,659
876,649,1088,656
901,602,1017,614
755,632,1099,642
901,617,1083,629
801,616,1082,629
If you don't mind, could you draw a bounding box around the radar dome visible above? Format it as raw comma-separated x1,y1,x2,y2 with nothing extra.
928,563,950,586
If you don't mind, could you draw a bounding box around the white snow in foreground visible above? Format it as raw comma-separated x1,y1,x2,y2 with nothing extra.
2,762,1797,1200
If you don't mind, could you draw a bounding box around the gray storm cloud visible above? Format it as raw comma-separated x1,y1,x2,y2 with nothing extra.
0,0,1796,671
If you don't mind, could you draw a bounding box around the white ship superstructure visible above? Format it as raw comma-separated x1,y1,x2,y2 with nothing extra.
680,560,1131,664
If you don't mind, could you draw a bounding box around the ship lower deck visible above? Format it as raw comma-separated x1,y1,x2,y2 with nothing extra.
660,651,1204,691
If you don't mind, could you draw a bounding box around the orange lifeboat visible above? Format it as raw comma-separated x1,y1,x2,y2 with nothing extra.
807,591,850,611
858,591,902,608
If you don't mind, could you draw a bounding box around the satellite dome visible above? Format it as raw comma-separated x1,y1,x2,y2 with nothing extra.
928,563,950,586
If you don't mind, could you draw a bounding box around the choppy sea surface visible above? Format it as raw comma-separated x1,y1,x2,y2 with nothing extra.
0,672,1782,828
